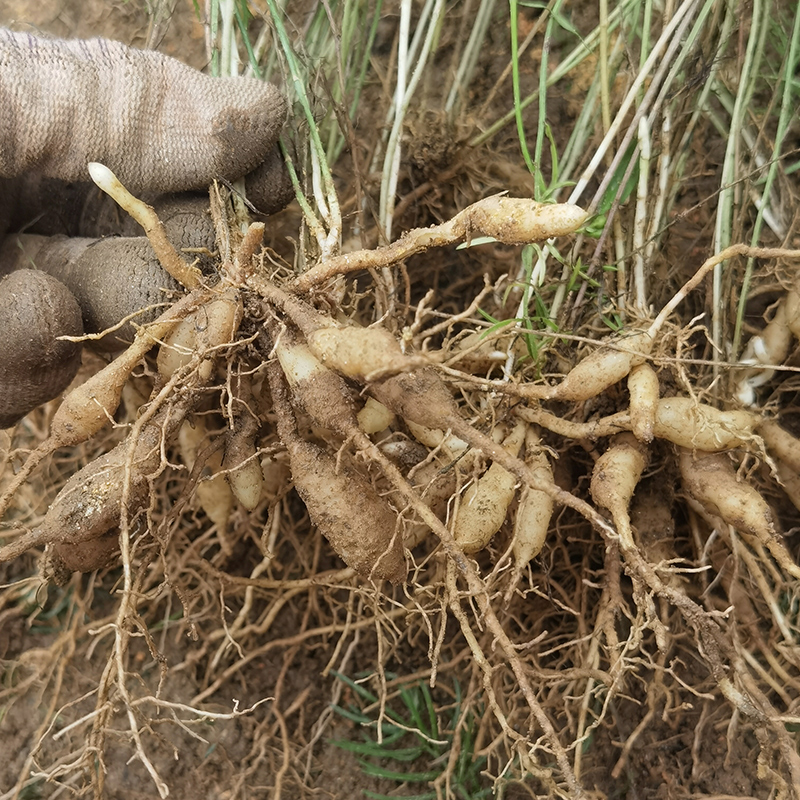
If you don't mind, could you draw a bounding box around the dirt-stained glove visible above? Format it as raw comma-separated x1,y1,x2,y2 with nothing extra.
0,28,286,194
0,29,292,428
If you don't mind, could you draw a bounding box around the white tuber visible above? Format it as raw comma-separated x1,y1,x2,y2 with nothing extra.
590,433,647,550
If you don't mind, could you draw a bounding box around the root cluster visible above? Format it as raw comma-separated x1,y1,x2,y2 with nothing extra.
2,178,800,799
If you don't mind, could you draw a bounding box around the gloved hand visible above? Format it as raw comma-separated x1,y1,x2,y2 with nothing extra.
0,28,291,428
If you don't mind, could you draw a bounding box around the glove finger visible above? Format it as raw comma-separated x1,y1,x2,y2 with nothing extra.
0,29,287,195
245,145,295,216
0,269,83,429
1,195,217,350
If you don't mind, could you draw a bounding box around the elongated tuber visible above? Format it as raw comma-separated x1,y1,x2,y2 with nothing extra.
735,291,800,406
179,418,233,533
267,362,406,584
679,449,773,540
678,448,800,580
405,420,468,457
590,433,648,550
512,427,554,571
628,363,659,443
306,325,404,382
453,422,526,554
519,331,653,402
457,197,588,245
0,405,181,572
274,331,359,436
758,419,800,474
653,397,757,451
291,197,587,292
357,397,395,435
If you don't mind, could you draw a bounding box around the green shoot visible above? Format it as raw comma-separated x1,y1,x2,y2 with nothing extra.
330,672,490,800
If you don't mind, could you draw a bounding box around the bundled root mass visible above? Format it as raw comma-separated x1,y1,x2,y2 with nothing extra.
2,2,800,799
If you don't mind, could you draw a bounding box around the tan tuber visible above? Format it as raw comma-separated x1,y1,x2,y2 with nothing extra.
590,433,648,550
453,422,526,554
512,427,554,572
653,397,757,451
267,360,406,584
679,448,800,580
627,363,659,443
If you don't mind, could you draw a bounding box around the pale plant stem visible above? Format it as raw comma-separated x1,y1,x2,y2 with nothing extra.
444,0,497,117
263,0,341,256
205,0,217,73
378,0,410,240
667,0,733,209
551,0,702,319
248,8,273,77
379,0,445,241
533,1,560,177
732,0,800,357
614,216,627,321
633,117,651,311
567,0,699,211
598,0,611,131
747,189,783,239
712,0,761,370
220,0,238,77
530,245,548,287
644,110,672,268
607,3,636,319
406,0,435,67
639,0,653,82
567,0,701,208
311,147,330,221
367,0,423,181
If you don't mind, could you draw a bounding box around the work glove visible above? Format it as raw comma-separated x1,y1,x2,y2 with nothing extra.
0,28,291,427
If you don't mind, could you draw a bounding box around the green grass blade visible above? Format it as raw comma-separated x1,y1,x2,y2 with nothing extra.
359,762,441,782
508,0,537,178
732,0,800,357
